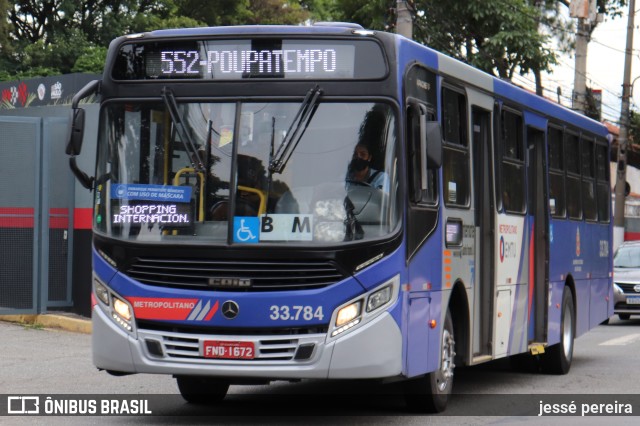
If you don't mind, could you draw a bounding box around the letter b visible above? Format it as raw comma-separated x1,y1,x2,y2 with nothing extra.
261,216,273,233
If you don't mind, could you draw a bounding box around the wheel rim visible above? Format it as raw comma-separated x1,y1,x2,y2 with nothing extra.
562,303,573,359
436,327,455,392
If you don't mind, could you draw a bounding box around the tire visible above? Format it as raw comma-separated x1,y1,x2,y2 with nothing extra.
404,309,455,413
541,287,575,374
176,376,230,405
618,314,631,320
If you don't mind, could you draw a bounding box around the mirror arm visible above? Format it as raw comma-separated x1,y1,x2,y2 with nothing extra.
69,157,94,190
71,80,100,109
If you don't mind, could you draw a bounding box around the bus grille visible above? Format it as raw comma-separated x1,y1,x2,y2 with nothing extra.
126,258,346,291
615,282,640,294
138,329,324,362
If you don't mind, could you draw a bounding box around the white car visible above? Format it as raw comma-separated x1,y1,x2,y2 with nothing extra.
613,241,640,320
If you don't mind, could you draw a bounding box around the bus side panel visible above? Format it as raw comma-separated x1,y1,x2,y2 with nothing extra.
406,293,430,377
590,278,610,328
587,222,612,328
494,214,528,358
549,220,589,337
405,225,445,377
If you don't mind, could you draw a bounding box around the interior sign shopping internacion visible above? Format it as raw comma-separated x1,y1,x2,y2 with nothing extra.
111,184,192,226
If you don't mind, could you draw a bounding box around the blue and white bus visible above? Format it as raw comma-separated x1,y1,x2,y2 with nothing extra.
67,23,613,412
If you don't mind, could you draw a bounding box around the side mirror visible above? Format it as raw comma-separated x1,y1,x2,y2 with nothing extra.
65,79,100,156
66,79,100,190
65,108,85,156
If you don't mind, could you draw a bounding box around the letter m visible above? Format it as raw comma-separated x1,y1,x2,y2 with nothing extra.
292,216,310,233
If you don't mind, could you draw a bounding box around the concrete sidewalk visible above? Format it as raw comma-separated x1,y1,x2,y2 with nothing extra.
0,313,91,334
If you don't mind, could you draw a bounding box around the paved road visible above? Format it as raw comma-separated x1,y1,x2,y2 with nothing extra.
1,316,640,424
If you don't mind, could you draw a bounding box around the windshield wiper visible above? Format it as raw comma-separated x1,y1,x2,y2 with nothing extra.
269,85,322,174
161,87,205,173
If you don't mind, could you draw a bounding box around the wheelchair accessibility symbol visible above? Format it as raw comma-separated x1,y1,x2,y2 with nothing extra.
233,217,260,243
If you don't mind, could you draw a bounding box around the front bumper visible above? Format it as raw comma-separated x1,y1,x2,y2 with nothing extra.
92,302,403,380
613,283,640,316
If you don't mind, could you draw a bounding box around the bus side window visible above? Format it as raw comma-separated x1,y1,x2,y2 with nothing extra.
442,87,469,208
581,137,597,221
595,141,611,223
564,131,582,220
499,109,525,214
548,125,566,218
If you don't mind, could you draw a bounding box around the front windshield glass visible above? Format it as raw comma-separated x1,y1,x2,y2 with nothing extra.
94,100,400,245
614,245,640,268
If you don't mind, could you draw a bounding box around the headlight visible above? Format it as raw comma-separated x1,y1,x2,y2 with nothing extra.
111,295,133,332
93,275,135,334
336,301,361,327
113,297,132,321
613,283,624,295
94,280,110,305
329,274,400,339
367,285,392,312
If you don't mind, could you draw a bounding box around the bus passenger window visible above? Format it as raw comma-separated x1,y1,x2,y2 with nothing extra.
548,126,566,218
595,142,610,222
581,138,597,221
564,132,582,220
442,87,469,207
500,109,525,214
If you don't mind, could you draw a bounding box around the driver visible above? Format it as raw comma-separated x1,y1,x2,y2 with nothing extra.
347,143,389,192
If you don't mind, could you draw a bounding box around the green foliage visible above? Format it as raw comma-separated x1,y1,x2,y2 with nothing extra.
0,0,630,84
0,0,322,81
629,110,640,148
72,46,108,74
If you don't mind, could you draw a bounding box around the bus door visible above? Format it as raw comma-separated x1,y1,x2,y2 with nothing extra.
526,123,549,344
471,106,495,361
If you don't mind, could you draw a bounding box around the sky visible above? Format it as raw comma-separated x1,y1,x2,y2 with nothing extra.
516,8,640,127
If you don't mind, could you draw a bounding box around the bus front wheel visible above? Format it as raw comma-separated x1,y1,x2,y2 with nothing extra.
175,376,230,404
404,309,455,413
542,287,575,375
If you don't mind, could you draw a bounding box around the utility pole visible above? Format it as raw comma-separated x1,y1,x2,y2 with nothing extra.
570,0,596,113
573,18,589,113
613,0,636,252
396,0,412,39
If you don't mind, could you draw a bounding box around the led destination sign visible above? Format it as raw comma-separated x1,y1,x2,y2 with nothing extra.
158,47,341,77
112,38,387,80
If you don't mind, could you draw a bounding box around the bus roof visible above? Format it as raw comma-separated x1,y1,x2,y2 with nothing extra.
131,24,365,39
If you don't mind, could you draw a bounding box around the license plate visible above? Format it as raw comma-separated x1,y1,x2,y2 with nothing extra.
627,296,640,305
203,340,255,360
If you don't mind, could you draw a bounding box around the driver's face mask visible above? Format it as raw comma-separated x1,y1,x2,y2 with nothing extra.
349,157,370,172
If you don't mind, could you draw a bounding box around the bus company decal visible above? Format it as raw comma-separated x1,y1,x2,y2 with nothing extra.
496,216,525,286
127,297,219,321
498,223,518,263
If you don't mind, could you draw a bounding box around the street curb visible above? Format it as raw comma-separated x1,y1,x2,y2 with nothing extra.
0,314,91,334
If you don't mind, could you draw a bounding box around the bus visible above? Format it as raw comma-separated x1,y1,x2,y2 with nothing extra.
66,23,613,412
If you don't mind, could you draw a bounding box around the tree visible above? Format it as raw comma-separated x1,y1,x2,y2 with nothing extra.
335,0,627,95
1,0,321,80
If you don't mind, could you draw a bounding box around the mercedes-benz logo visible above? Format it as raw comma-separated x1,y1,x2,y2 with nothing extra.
634,284,640,293
221,301,239,319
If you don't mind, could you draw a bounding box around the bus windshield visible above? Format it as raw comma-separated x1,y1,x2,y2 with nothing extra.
94,100,400,245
